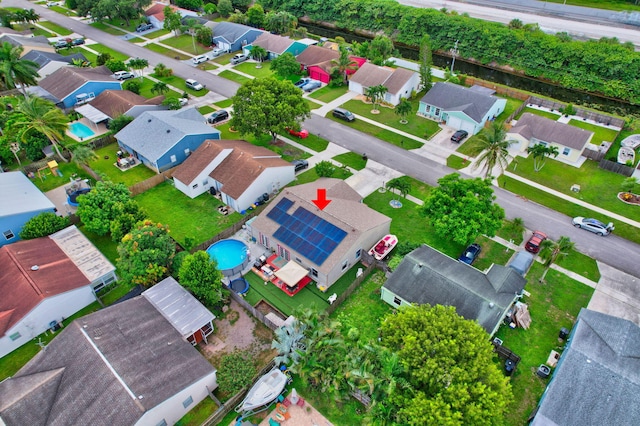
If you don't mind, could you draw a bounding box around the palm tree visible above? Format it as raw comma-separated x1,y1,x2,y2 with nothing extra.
14,97,69,161
127,57,149,79
527,143,560,171
71,58,90,67
394,98,412,124
151,81,168,95
181,18,201,54
250,46,268,68
469,122,515,179
539,236,575,282
366,85,388,113
0,42,40,96
512,217,525,240
330,45,358,84
386,177,412,201
72,145,98,165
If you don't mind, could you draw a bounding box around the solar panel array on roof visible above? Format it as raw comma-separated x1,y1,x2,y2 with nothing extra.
266,198,347,265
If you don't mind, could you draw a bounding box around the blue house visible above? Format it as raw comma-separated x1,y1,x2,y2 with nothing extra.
244,33,308,60
0,171,56,247
212,21,264,53
115,108,221,173
418,83,507,135
38,66,123,108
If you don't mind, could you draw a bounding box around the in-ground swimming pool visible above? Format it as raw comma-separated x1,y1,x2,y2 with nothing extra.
69,122,95,139
206,239,250,277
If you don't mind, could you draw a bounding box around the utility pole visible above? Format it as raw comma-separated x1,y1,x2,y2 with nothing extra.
450,40,459,75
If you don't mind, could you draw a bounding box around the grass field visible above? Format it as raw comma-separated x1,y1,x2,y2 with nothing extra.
473,235,515,272
234,61,273,79
325,112,423,150
160,35,210,55
292,133,329,152
145,43,190,60
90,21,127,36
219,70,251,85
446,154,471,169
29,160,92,192
308,85,349,103
90,144,156,186
88,43,129,62
38,20,72,36
332,152,367,170
567,119,620,145
515,107,562,121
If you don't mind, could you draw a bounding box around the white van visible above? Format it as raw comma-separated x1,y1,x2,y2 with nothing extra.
192,54,208,64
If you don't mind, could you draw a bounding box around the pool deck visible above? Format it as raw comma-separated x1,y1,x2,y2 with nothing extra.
66,118,109,142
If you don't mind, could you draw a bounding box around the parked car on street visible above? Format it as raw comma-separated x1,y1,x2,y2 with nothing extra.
230,54,248,65
207,109,229,124
136,23,154,32
46,1,59,7
525,231,547,253
451,130,469,143
458,243,481,265
301,80,321,92
294,78,310,88
572,217,614,236
53,39,71,49
287,128,309,138
192,54,208,64
332,108,355,122
113,71,134,80
291,159,309,172
185,79,204,91
211,48,225,57
71,38,85,46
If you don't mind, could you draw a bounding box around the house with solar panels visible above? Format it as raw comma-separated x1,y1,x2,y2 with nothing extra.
248,179,391,289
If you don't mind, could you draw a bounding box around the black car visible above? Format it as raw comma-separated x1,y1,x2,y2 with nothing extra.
207,110,229,124
291,159,309,172
136,23,154,32
451,130,469,143
458,243,481,265
332,108,355,122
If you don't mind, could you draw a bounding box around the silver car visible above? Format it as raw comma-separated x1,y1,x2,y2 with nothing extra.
572,217,614,236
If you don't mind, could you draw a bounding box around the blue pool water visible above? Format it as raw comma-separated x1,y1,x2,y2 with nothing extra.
206,239,249,273
69,122,95,139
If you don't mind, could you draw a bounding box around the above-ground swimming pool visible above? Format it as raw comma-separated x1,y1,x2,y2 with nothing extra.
69,122,95,139
206,239,250,277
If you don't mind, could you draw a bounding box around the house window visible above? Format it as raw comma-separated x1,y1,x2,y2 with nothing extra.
277,244,290,261
259,233,269,248
170,155,177,163
341,260,348,271
434,108,440,116
182,396,193,408
295,257,302,263
192,183,199,189
355,249,361,259
3,230,15,240
9,332,21,341
425,105,431,113
201,322,213,337
184,148,190,156
393,296,402,306
202,179,208,186
310,268,318,277
562,147,571,156
538,141,548,147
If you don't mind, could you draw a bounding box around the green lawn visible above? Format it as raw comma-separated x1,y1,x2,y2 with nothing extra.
515,107,562,121
88,43,129,62
326,113,423,150
213,51,235,65
507,156,638,220
57,46,98,65
219,70,252,85
198,105,215,115
214,98,234,108
215,124,311,162
342,97,440,140
291,165,352,185
567,119,620,145
175,397,219,426
90,144,156,187
472,235,514,272
90,21,127,36
546,0,640,11
364,190,465,258
30,161,92,192
50,5,77,15
387,175,432,201
496,97,525,126
234,61,273,79
144,29,171,39
495,264,594,426
292,133,329,152
145,43,190,60
126,37,144,43
134,181,244,247
160,35,210,55
556,248,601,282
497,219,525,245
447,154,471,170
137,77,181,99
308,85,349,103
0,302,101,382
332,152,367,170
497,175,640,245
31,27,55,37
153,75,209,97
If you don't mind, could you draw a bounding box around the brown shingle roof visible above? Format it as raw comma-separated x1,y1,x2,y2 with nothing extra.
38,66,114,100
510,113,593,150
295,45,339,66
350,62,417,94
89,90,164,118
252,33,294,55
0,238,88,335
383,67,416,93
145,2,178,20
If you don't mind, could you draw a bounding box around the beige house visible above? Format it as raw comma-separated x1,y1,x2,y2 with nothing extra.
348,62,420,106
508,113,594,165
248,179,391,289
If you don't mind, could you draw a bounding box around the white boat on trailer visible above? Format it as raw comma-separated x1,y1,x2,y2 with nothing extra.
235,367,288,415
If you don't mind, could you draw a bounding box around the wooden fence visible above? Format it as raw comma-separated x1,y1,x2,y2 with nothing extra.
463,76,530,101
229,291,281,331
527,96,624,128
128,167,178,196
192,210,260,253
582,148,606,162
599,159,634,176
325,262,377,316
88,134,116,150
504,99,529,125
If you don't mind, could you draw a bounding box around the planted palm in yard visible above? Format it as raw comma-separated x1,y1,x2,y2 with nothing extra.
468,122,515,178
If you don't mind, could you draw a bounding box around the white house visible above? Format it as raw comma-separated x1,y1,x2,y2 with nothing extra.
0,225,116,358
0,293,217,426
172,139,295,212
348,62,420,106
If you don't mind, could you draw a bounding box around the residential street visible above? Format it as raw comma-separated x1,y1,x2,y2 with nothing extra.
8,0,640,279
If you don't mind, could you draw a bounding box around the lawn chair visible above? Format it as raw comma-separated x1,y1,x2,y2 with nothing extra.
282,397,292,407
296,397,305,408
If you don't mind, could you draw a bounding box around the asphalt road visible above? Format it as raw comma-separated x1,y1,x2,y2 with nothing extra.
11,0,640,279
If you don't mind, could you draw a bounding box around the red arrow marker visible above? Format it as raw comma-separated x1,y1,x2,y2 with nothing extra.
312,188,331,210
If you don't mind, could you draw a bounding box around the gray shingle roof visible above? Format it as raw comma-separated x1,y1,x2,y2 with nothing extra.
114,108,219,163
0,296,216,426
383,245,526,334
509,113,593,150
420,82,502,122
0,34,51,50
21,50,87,68
212,21,262,44
532,309,640,426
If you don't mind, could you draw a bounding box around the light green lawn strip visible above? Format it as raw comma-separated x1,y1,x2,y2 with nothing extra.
216,124,311,162
90,22,127,36
568,119,620,145
234,61,274,78
447,154,469,169
308,85,349,103
556,249,601,282
219,70,251,85
333,152,367,170
160,35,210,55
515,106,562,121
39,21,73,35
214,99,234,108
144,29,171,39
88,44,129,61
144,43,190,60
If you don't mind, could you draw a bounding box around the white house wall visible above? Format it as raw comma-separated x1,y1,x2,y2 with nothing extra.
384,73,420,106
135,370,217,426
231,166,295,212
348,81,364,96
0,286,96,358
174,148,233,199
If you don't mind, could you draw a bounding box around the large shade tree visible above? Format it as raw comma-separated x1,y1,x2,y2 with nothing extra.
380,305,512,425
14,96,68,161
469,122,515,178
269,52,300,78
76,181,135,236
422,173,505,245
178,251,224,307
230,77,310,143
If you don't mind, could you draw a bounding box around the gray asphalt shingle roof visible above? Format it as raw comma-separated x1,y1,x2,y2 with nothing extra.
383,245,526,334
0,296,216,426
509,113,593,150
532,309,640,426
114,108,218,163
22,50,87,68
212,21,263,43
420,82,502,122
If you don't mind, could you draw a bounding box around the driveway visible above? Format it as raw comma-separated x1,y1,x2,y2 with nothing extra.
588,263,640,326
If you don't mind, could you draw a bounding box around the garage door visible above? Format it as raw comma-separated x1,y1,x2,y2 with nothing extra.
447,116,463,130
460,120,476,134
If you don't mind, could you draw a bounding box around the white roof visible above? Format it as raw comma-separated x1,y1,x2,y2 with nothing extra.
50,225,116,281
274,260,308,287
297,38,319,46
143,276,216,338
0,171,55,217
75,104,111,123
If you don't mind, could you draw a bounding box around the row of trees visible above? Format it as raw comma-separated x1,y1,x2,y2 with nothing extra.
260,0,640,103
